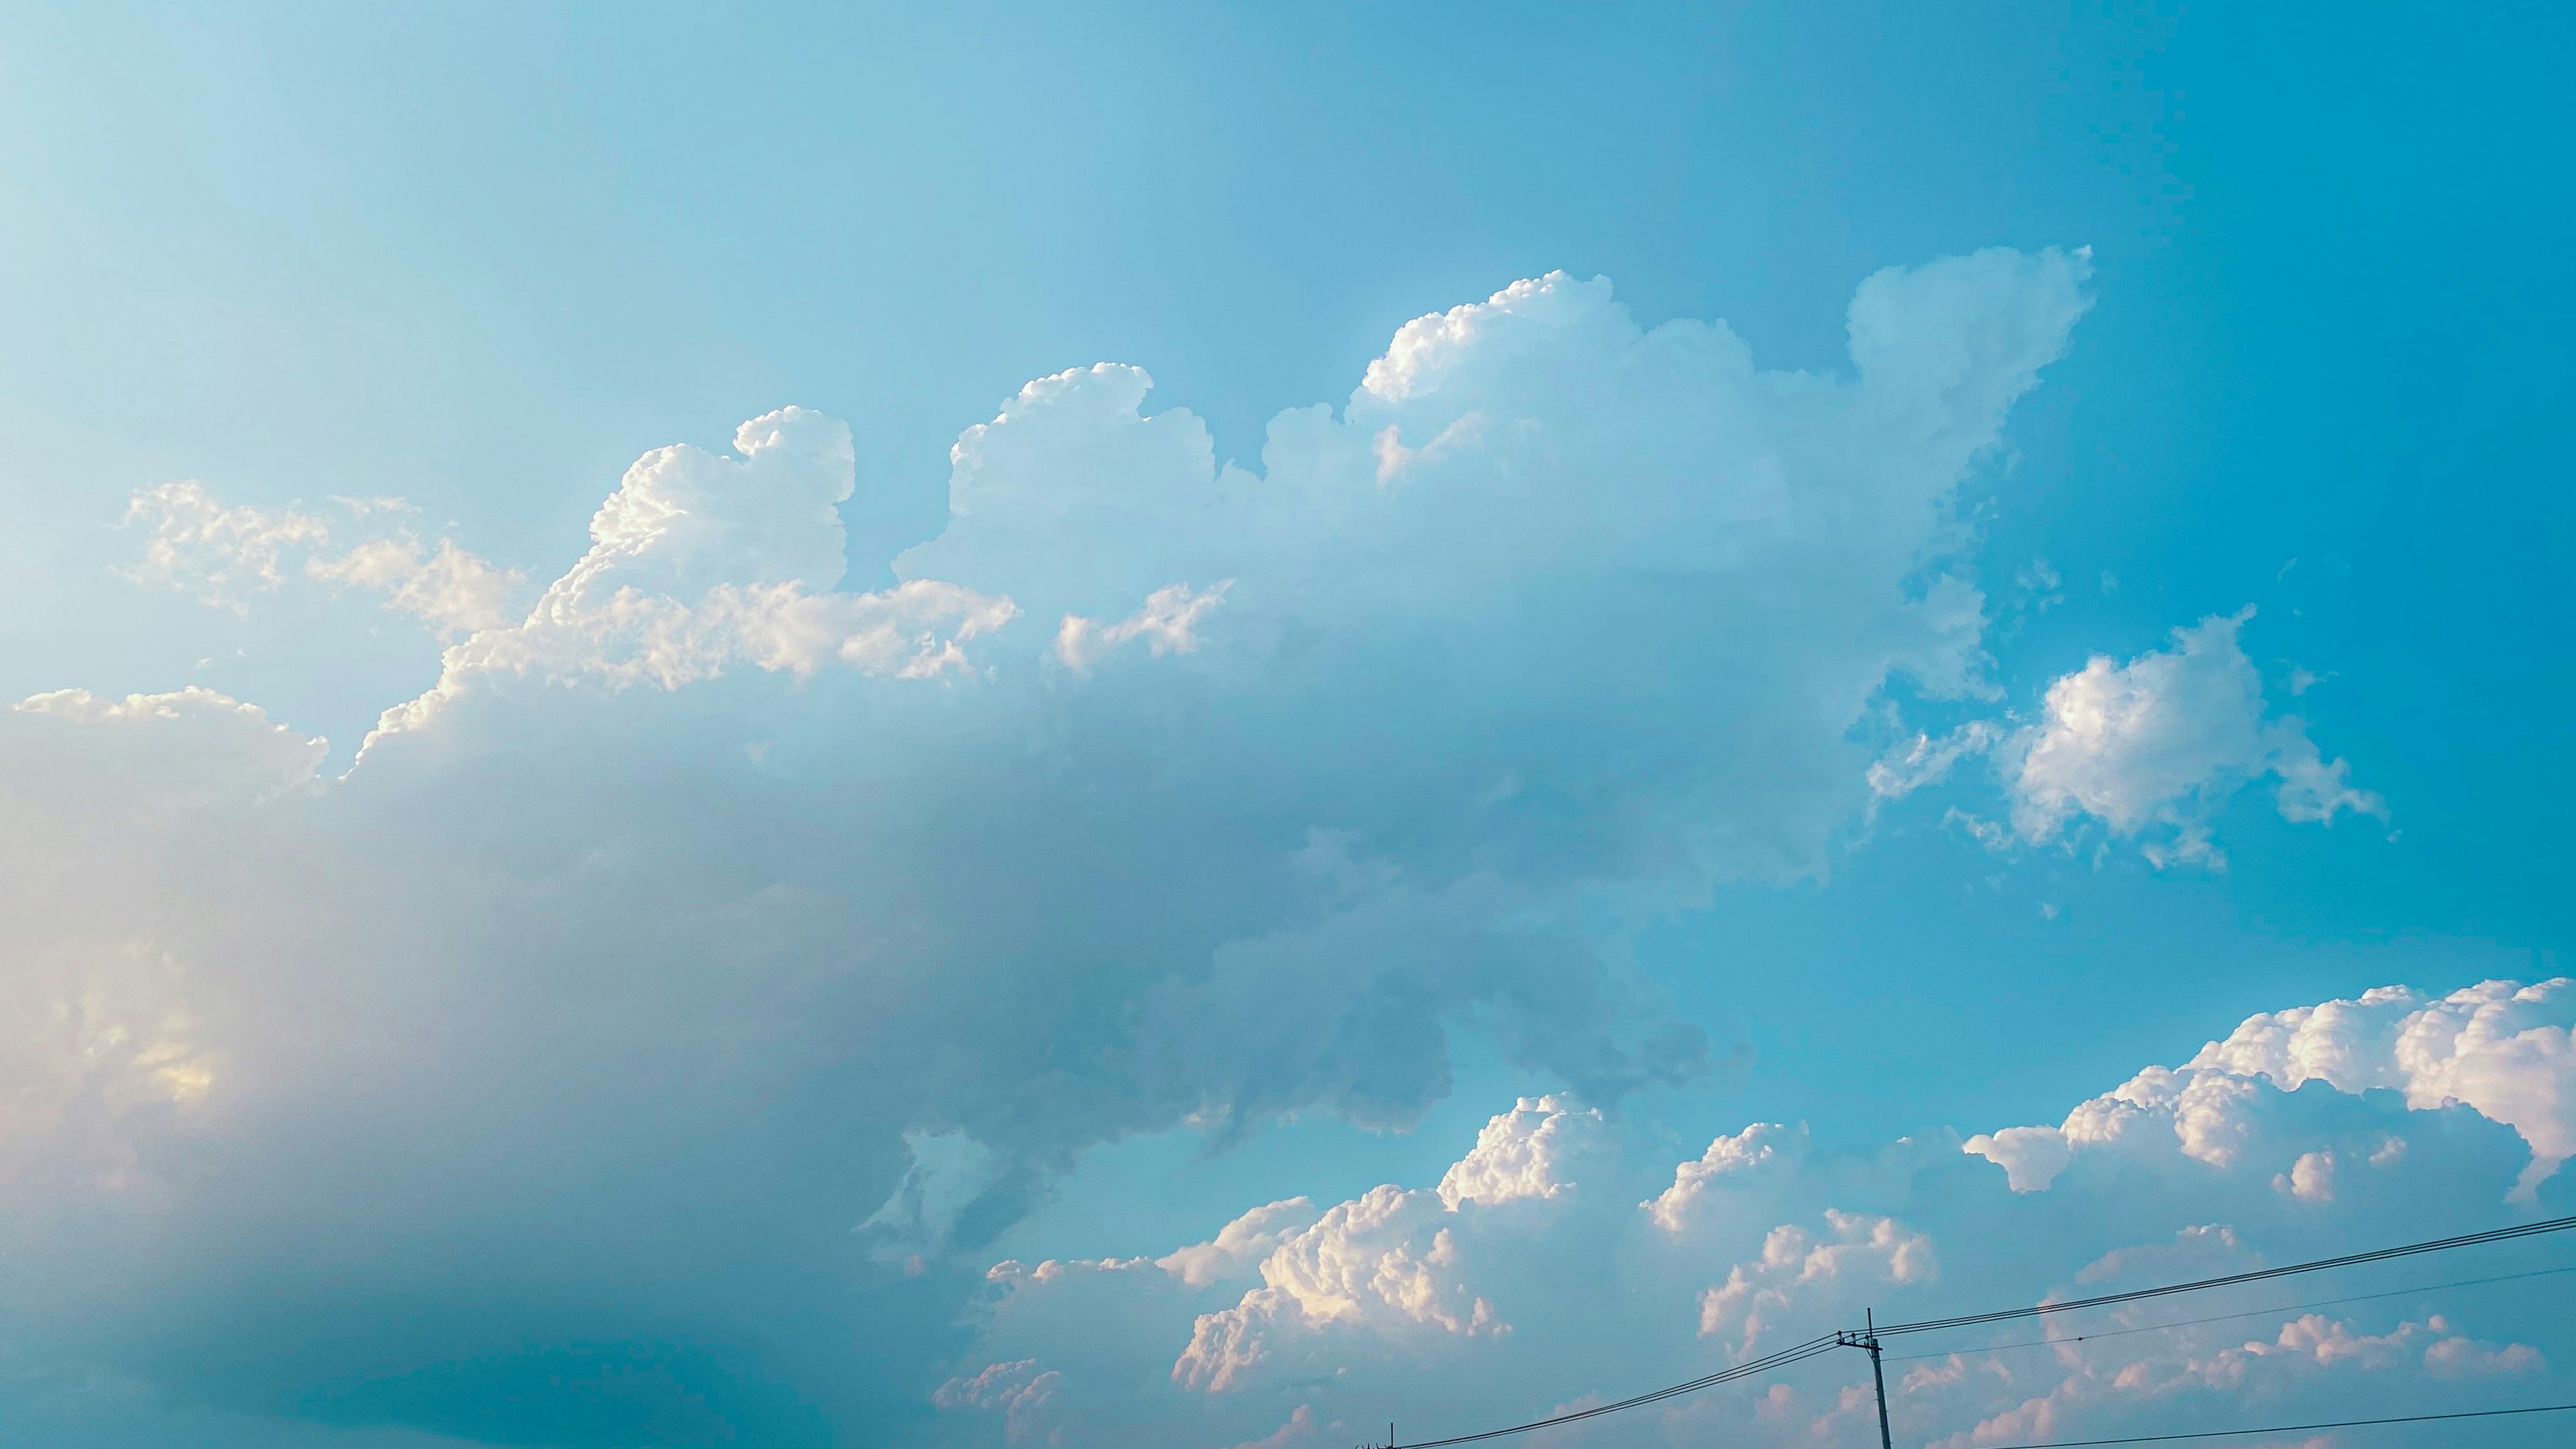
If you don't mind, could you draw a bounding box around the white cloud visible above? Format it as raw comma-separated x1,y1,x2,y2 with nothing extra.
368,408,1019,743
1645,1120,1813,1233
12,686,328,804
1158,1198,1324,1289
1966,978,2576,1201
1055,580,1232,674
898,256,2092,894
122,482,331,607
941,981,2571,1448
307,535,524,639
2273,1149,2336,1202
7,253,2102,1442
123,479,530,639
1869,722,2004,802
1436,1095,1607,1209
1696,1211,1936,1352
1171,1186,1500,1392
1171,1097,1608,1392
2003,608,2383,867
2189,979,2576,1201
1954,1124,2070,1194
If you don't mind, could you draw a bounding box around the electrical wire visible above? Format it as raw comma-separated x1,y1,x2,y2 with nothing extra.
1391,1336,1843,1448
1882,1262,2576,1363
1872,1214,2576,1338
1390,1215,2576,1447
1968,1401,2576,1448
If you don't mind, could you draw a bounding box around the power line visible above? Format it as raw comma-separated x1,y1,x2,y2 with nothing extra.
1970,1401,2576,1448
1874,1214,2576,1338
1389,1214,2576,1446
1390,1336,1843,1448
1882,1263,2576,1363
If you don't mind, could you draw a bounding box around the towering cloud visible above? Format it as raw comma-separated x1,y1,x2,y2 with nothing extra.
3,251,2125,1444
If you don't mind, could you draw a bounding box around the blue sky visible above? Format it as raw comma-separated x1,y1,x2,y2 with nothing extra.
0,4,2570,1447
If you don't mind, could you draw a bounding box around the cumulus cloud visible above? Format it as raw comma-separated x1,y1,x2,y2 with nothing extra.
1436,1094,1608,1209
2274,1149,2337,1202
1696,1211,1935,1351
1167,1098,1608,1393
1870,608,2383,869
11,252,2101,1444
1158,1199,1324,1289
938,982,2572,1448
2004,608,2383,867
1966,979,2576,1201
370,408,1018,741
1644,1120,1813,1234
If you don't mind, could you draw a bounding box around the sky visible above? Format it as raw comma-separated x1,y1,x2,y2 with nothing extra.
0,3,2571,1447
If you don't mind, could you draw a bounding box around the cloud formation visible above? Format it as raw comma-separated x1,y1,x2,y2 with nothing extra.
940,979,2573,1448
2005,608,2383,866
7,251,2117,1444
372,409,1019,742
1968,979,2576,1201
1874,608,2383,867
125,480,527,637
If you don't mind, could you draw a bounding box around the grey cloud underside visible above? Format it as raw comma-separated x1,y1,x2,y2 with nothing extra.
0,253,2090,1445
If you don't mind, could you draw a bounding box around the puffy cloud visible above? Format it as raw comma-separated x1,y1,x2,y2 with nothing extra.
1645,1120,1813,1233
1170,1098,1608,1392
1436,1094,1607,1209
899,256,2092,898
2003,608,2383,867
11,253,2099,1444
1696,1212,1935,1351
370,408,1018,741
2194,979,2576,1200
2273,1149,2337,1203
1870,608,2385,870
1968,979,2576,1200
1171,1185,1500,1391
1158,1199,1324,1289
1957,1124,2072,1195
939,982,2571,1448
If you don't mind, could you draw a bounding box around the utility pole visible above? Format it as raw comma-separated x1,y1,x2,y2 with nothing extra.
1864,1309,1894,1449
1835,1311,1896,1449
